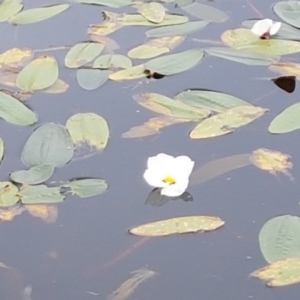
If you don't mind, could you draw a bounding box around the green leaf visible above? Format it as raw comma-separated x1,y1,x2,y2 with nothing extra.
62,178,108,198
66,113,109,150
175,0,193,7
70,0,132,7
175,89,253,112
222,28,300,55
190,105,268,139
16,55,59,91
76,69,111,90
0,137,3,163
134,93,211,119
205,47,279,66
109,64,146,81
273,1,300,29
268,103,300,134
129,215,225,236
146,21,208,38
182,2,228,23
19,185,65,204
145,48,204,75
65,42,104,68
0,91,37,126
10,164,55,185
0,0,23,22
21,123,74,167
137,2,165,24
259,215,300,264
8,4,69,25
0,181,19,207
93,54,132,69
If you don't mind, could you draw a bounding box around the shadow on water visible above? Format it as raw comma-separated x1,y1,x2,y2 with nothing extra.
0,0,300,299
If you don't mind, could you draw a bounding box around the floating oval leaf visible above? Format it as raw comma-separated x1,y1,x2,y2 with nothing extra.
175,89,252,112
0,91,37,126
146,21,208,38
0,47,33,69
66,113,109,149
273,2,300,29
129,215,225,236
190,106,268,139
21,123,74,167
76,69,111,90
138,2,165,23
269,103,300,134
65,42,104,68
0,0,23,23
109,64,146,81
19,185,65,204
251,257,300,287
10,164,55,185
16,55,59,91
145,48,204,75
259,215,300,264
8,4,69,24
62,178,108,198
0,182,19,207
93,54,132,69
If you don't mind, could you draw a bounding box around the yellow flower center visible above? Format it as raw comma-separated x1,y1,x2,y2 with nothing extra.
163,175,176,185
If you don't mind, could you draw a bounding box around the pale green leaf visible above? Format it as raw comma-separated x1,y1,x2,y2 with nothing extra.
273,1,300,29
109,64,146,81
0,0,23,22
0,181,19,207
76,69,111,90
93,54,132,69
137,2,165,23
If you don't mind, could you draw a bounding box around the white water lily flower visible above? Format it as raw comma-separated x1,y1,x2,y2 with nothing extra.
143,153,195,197
251,18,281,39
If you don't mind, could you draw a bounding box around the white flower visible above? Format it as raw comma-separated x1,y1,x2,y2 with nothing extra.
251,18,281,39
143,153,195,197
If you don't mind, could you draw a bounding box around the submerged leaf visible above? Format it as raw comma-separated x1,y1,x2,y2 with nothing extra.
0,182,19,207
129,215,225,236
25,204,58,223
21,123,74,167
0,0,23,22
76,69,111,90
0,205,25,221
0,137,3,163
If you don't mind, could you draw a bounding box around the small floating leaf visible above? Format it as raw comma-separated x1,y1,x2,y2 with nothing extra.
145,48,204,75
251,257,300,287
129,215,225,236
21,123,74,167
16,55,59,91
109,64,146,81
0,137,3,163
137,2,165,23
0,182,19,207
76,69,111,90
190,106,268,139
8,4,69,25
65,42,104,68
93,54,132,69
0,0,23,23
62,178,108,198
269,103,300,134
273,2,300,29
175,89,253,112
0,91,37,126
19,185,65,204
66,113,109,150
10,164,55,185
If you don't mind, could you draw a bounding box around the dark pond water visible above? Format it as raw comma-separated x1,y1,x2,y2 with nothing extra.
1,0,300,299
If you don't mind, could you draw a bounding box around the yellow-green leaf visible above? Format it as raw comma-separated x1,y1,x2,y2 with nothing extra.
0,47,33,69
0,182,19,207
93,54,132,69
0,0,23,22
109,64,146,81
137,2,165,23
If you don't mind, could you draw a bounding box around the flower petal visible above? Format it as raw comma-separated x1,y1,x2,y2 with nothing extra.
270,22,281,36
161,179,189,197
147,153,175,171
251,18,273,37
143,169,167,188
173,155,195,178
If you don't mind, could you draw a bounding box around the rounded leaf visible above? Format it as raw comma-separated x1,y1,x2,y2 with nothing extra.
0,181,19,207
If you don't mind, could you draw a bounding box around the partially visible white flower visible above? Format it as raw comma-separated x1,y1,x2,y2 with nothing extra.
251,18,281,39
143,153,194,197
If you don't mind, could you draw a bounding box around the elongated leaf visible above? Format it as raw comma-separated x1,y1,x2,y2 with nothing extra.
175,0,193,7
146,21,208,38
66,113,109,149
62,178,108,198
259,215,300,264
10,164,55,185
270,62,300,80
175,89,252,112
182,2,228,23
21,123,74,167
269,103,300,134
205,47,279,66
8,4,69,24
138,2,165,23
134,93,210,119
65,42,104,68
190,106,268,139
251,257,300,287
222,28,300,55
93,54,132,69
16,55,59,91
0,91,37,126
0,137,3,163
19,185,65,204
273,2,300,29
0,182,19,207
109,64,146,81
145,48,204,75
70,0,132,7
76,69,111,90
129,215,225,236
0,0,23,22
